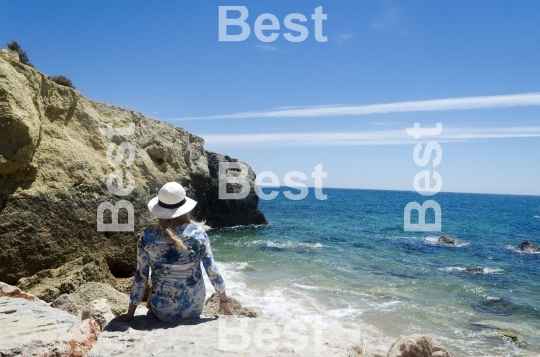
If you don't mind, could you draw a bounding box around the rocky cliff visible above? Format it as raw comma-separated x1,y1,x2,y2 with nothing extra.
0,49,266,284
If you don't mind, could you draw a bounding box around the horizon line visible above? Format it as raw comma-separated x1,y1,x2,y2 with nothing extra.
256,185,540,197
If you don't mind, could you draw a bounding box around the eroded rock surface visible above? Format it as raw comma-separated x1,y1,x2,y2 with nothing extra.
72,282,129,317
0,50,266,284
89,307,364,357
17,254,116,302
0,285,79,356
82,298,115,330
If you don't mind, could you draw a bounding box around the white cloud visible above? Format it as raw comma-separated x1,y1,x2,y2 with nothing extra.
255,45,282,52
171,92,540,121
336,33,353,44
202,126,540,148
372,6,401,31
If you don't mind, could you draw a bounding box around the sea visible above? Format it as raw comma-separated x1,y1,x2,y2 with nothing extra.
205,188,540,356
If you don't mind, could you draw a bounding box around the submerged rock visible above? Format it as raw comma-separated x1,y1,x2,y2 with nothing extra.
0,50,266,285
16,255,117,302
72,282,129,317
501,331,524,343
437,235,456,245
516,240,540,253
463,267,484,274
471,320,526,345
387,334,450,357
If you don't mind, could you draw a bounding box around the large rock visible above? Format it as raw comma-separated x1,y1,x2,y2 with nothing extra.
17,254,117,302
516,240,540,253
23,319,101,357
0,283,80,356
203,151,268,227
0,281,39,301
387,334,450,357
50,293,78,316
88,307,363,357
203,292,260,318
0,51,266,284
82,298,115,330
72,282,129,317
115,276,151,300
437,235,456,245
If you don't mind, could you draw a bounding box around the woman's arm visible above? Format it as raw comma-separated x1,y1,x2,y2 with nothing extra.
200,230,233,315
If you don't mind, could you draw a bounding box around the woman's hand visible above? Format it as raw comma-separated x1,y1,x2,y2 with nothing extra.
219,301,234,315
110,313,133,323
110,304,137,323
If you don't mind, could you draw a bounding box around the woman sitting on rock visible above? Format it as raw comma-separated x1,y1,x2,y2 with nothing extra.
113,182,233,322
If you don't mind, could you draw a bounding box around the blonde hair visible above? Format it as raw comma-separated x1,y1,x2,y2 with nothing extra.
157,213,211,250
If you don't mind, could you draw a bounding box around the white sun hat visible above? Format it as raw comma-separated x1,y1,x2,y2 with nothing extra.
147,182,197,219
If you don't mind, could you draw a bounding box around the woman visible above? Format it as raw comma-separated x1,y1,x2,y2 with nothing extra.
113,182,233,322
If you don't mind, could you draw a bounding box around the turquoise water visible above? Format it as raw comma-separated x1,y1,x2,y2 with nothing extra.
207,188,540,356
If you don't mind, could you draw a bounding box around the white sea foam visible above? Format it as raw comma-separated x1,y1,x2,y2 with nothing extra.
439,267,504,274
205,261,393,356
534,215,540,219
326,306,364,319
244,240,323,250
214,223,268,231
425,236,470,247
267,241,323,249
506,245,540,254
293,283,320,291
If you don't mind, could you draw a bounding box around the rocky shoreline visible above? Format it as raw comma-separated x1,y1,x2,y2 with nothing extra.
0,48,266,285
1,280,452,357
0,251,453,356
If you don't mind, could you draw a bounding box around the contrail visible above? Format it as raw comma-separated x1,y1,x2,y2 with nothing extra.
202,126,540,148
170,92,540,121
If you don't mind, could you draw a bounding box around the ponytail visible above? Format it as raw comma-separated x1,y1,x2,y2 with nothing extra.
157,213,211,250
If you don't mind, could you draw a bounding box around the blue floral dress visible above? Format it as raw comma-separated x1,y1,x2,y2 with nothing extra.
129,223,226,322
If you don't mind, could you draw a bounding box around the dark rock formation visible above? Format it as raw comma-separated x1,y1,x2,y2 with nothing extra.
0,50,266,284
201,151,267,227
516,240,540,253
437,235,456,245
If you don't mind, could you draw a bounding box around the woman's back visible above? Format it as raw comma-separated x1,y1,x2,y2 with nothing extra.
129,223,226,322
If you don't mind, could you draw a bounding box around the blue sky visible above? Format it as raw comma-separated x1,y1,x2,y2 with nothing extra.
2,1,540,195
